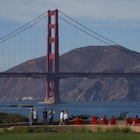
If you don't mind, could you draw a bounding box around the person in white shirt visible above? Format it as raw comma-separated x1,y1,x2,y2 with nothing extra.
64,110,68,125
59,110,64,125
33,109,38,124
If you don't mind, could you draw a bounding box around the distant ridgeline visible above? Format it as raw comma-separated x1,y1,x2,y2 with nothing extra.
1,45,140,101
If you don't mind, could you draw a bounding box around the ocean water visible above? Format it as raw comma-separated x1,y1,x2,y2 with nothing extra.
0,101,140,120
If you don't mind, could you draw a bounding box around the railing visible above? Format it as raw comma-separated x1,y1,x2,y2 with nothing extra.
0,72,140,79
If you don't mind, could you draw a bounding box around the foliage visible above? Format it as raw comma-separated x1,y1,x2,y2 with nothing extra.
116,112,129,120
0,112,28,123
0,125,134,134
105,126,132,133
69,114,91,120
9,126,57,133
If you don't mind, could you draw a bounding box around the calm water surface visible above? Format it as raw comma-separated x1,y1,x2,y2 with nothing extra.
0,101,140,120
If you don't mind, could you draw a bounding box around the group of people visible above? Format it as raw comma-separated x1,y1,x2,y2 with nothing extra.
42,108,56,125
125,115,140,126
74,115,116,125
89,115,140,126
29,108,140,126
29,108,38,125
29,108,55,126
29,107,69,126
90,115,116,125
59,110,69,125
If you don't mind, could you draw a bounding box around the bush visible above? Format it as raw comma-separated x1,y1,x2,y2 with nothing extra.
104,126,132,133
10,126,58,133
69,114,91,120
116,112,129,120
120,127,132,133
0,112,28,123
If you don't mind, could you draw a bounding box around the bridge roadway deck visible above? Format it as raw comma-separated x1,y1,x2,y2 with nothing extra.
1,72,140,78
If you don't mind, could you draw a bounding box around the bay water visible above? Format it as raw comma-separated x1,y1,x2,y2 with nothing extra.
0,101,140,121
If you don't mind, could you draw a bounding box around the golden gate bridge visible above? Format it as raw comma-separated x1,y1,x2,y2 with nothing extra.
0,9,140,103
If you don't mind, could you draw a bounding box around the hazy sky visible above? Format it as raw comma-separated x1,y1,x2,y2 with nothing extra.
0,0,140,52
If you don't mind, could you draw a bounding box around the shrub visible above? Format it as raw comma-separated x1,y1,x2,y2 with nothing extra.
10,126,58,133
116,112,129,120
69,114,91,120
121,127,132,133
0,112,28,123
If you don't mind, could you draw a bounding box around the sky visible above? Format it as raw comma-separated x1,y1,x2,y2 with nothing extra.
0,0,140,53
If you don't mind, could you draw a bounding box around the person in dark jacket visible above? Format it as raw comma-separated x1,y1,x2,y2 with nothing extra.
43,108,47,125
48,108,55,125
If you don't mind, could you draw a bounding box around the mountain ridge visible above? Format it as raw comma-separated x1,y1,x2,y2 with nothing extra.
1,45,140,101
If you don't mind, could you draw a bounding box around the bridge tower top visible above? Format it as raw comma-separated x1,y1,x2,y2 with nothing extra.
46,9,59,72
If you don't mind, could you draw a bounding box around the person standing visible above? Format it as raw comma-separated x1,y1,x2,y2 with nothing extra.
59,110,64,125
64,110,69,125
125,115,132,125
110,115,116,125
43,108,47,125
74,116,82,125
33,109,38,124
133,115,139,126
48,108,55,125
101,115,108,125
29,108,33,126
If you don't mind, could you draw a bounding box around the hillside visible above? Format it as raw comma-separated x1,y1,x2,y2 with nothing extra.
1,45,140,101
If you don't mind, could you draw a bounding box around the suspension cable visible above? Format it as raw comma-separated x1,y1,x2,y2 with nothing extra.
59,10,121,46
59,16,111,46
0,11,48,44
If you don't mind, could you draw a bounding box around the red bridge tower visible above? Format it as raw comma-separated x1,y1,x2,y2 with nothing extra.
45,9,60,103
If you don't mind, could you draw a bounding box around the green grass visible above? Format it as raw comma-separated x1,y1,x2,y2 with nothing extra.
0,132,140,140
